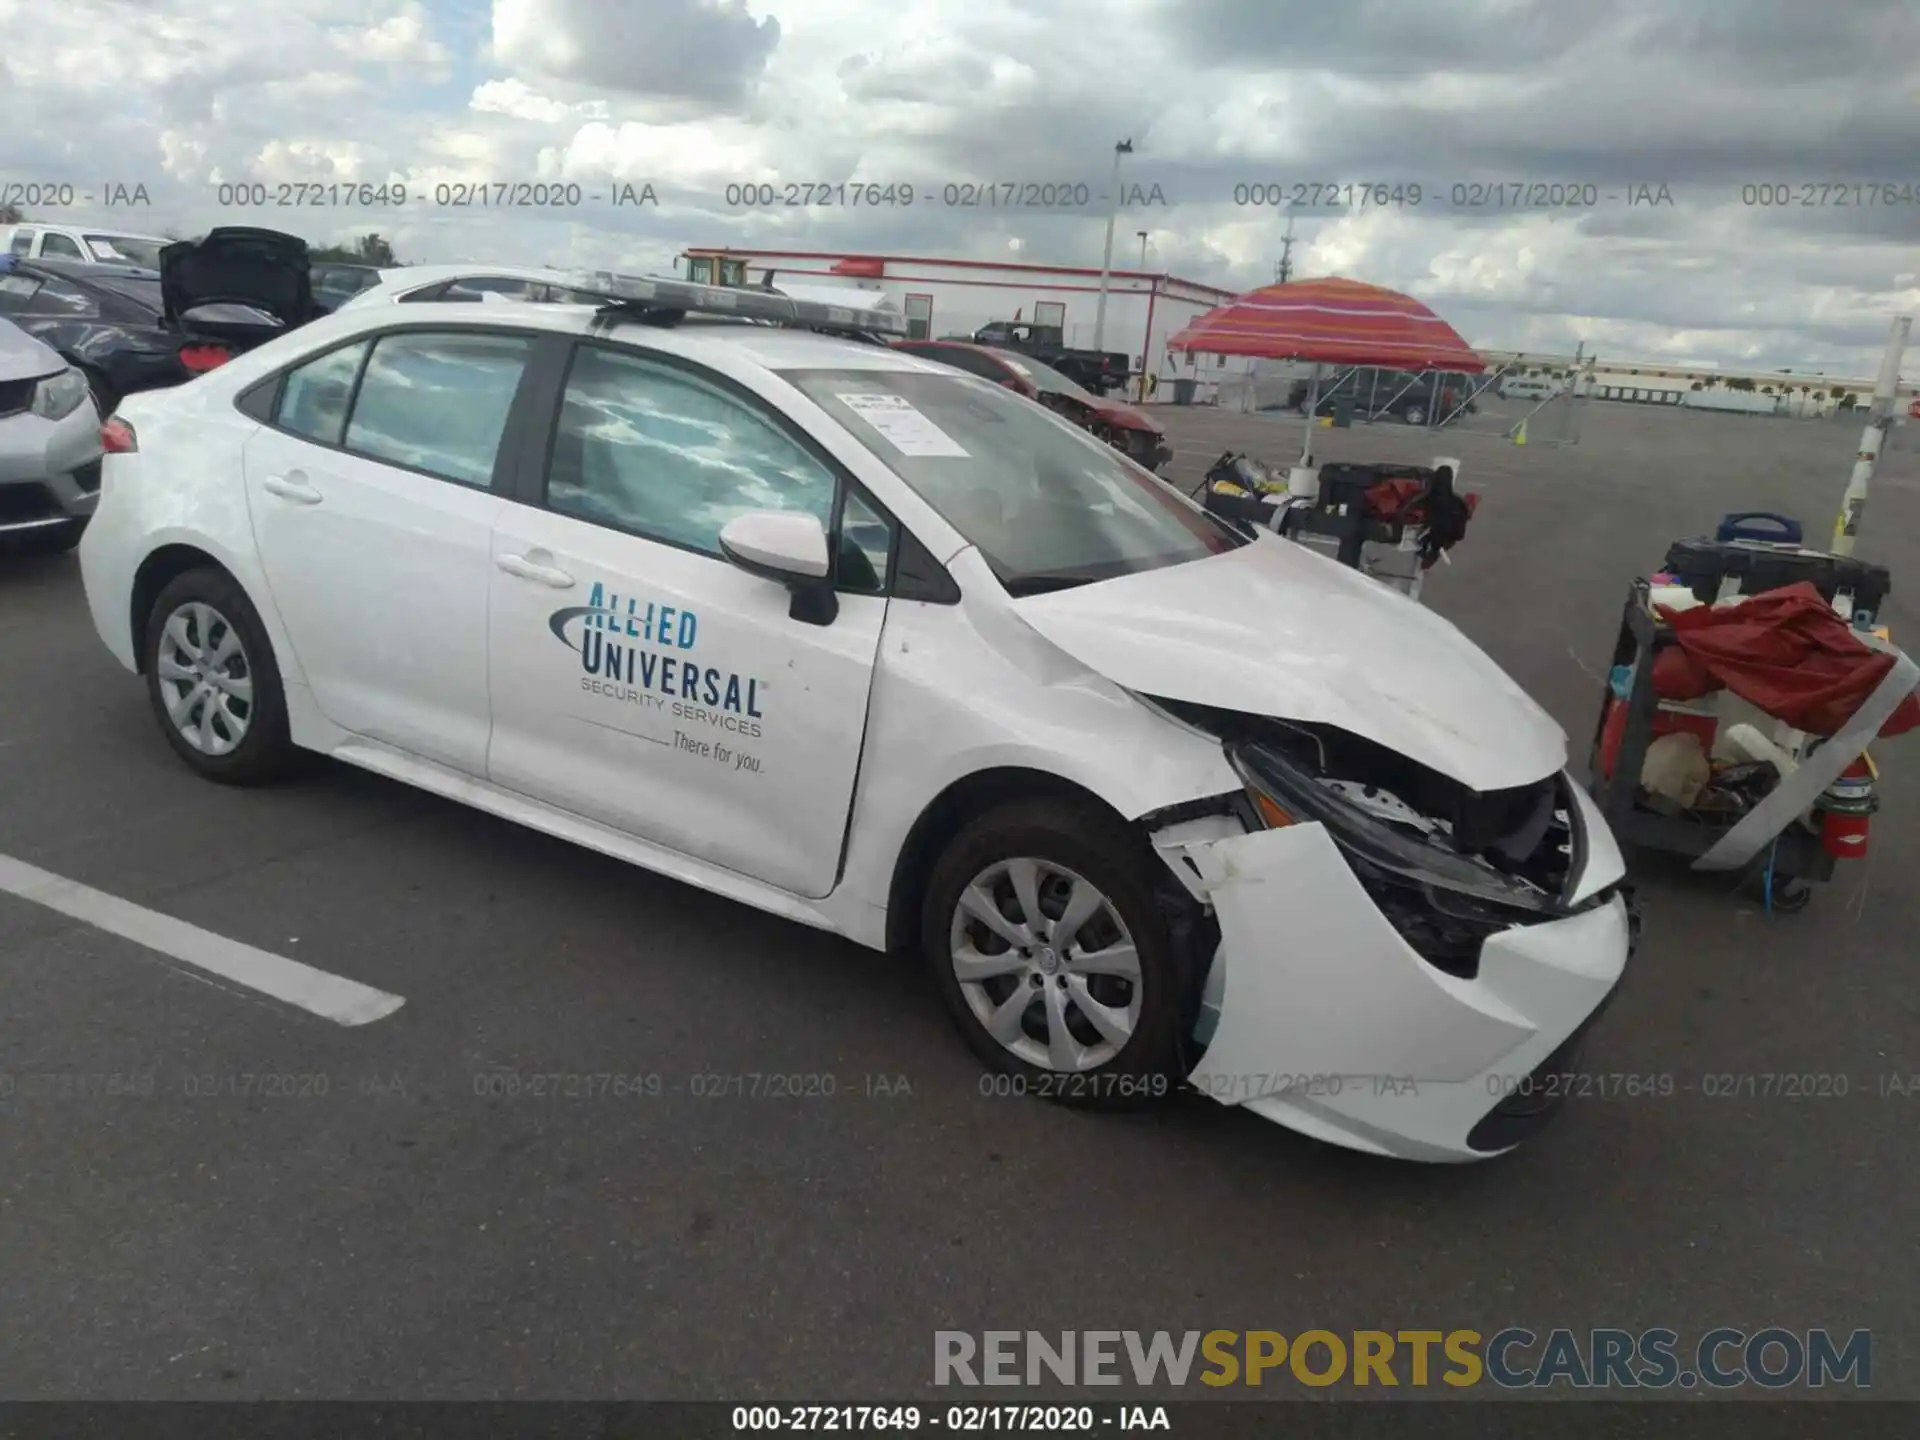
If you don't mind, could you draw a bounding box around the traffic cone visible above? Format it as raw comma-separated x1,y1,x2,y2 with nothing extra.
1513,419,1528,446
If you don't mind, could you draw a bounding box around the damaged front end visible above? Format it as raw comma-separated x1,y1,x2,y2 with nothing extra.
1139,697,1635,1163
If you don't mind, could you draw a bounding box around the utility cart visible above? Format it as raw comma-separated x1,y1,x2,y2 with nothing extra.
1587,514,1909,911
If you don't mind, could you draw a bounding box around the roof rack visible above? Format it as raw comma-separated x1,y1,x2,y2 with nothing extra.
559,269,908,341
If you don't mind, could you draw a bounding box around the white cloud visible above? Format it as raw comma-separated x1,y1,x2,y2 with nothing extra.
471,78,609,124
0,0,1914,373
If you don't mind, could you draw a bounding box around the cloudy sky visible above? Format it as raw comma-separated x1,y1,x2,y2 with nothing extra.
3,0,1917,373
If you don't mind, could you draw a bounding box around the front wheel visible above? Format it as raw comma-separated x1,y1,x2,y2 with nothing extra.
922,799,1191,1108
1402,404,1427,426
142,567,301,785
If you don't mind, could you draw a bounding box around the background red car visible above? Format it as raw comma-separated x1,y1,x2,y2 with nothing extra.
893,339,1173,471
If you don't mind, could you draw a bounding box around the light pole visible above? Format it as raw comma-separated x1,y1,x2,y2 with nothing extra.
1092,138,1133,352
1136,230,1149,266
1831,314,1912,556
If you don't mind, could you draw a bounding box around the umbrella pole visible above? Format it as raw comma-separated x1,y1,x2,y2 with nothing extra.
1301,371,1319,465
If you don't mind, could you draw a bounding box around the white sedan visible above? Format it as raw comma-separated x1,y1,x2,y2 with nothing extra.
77,273,1634,1162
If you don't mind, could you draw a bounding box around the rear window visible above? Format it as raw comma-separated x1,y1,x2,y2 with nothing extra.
86,276,163,314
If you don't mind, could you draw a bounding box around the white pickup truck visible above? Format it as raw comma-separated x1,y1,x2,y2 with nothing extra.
1,224,170,269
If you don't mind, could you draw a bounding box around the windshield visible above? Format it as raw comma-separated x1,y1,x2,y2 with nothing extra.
783,367,1242,594
86,235,165,269
995,352,1095,401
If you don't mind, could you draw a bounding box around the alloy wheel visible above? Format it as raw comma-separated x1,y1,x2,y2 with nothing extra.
156,601,254,756
948,857,1143,1071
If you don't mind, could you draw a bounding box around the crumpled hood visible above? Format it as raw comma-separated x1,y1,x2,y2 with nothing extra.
0,314,66,383
1010,536,1567,791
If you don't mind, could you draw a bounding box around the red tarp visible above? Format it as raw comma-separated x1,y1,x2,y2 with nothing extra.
1652,581,1920,737
1164,276,1485,371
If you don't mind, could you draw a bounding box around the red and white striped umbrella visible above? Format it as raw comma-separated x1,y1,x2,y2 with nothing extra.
1167,276,1485,371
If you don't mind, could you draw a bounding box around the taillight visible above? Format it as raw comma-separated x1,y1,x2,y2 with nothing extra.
179,345,232,374
101,418,138,453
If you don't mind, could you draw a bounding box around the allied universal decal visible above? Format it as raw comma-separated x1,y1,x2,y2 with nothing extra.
548,582,767,740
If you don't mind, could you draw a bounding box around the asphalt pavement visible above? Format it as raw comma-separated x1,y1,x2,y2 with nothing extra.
2,396,1917,1400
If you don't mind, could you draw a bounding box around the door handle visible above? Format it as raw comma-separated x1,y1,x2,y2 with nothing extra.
261,473,322,505
496,553,575,588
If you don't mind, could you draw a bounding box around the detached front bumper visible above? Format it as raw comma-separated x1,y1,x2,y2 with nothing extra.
1166,821,1633,1163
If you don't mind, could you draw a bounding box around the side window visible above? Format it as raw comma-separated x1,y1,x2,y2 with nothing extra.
39,233,84,260
546,345,837,557
342,331,532,487
16,275,97,318
445,276,537,301
0,272,42,314
8,230,33,256
276,340,371,445
836,489,894,596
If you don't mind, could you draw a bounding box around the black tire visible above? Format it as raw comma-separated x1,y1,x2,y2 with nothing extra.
1403,404,1427,426
922,798,1190,1109
142,567,301,785
9,518,86,556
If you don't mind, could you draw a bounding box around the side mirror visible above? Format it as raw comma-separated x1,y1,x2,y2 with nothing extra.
718,511,838,626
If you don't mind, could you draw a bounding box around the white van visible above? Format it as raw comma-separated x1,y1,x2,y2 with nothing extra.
0,224,170,269
1498,374,1563,401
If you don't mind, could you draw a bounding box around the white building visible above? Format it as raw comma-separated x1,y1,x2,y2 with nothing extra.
679,247,1255,391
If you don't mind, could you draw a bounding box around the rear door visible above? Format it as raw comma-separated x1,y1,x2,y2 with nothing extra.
242,324,540,774
484,340,896,899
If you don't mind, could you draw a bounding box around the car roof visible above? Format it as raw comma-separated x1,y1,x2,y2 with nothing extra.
899,339,1009,362
370,262,575,290
322,298,940,372
23,256,159,281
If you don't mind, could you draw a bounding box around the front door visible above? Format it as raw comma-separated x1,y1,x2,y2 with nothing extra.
485,342,893,900
242,327,536,773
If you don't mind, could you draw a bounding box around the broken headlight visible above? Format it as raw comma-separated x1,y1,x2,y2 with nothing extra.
1227,740,1565,973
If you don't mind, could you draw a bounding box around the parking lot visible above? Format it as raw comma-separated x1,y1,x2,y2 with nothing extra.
3,395,1918,1400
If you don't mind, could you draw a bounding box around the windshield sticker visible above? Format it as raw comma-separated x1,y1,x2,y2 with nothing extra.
836,392,970,457
547,584,769,773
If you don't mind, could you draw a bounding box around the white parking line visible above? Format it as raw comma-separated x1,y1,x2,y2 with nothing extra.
0,852,405,1026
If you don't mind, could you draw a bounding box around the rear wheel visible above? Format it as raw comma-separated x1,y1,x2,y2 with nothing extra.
1402,403,1427,426
142,568,300,785
923,799,1190,1108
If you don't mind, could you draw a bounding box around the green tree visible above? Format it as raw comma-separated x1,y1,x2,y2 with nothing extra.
0,202,23,225
310,232,399,266
1727,376,1755,392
